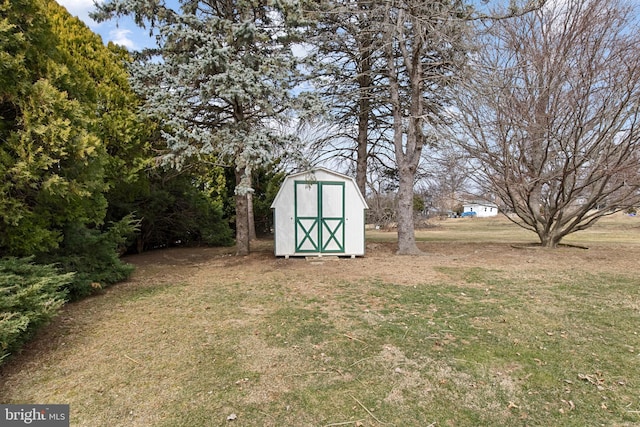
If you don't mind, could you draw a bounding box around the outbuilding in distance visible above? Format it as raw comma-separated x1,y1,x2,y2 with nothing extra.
270,168,369,258
462,201,499,218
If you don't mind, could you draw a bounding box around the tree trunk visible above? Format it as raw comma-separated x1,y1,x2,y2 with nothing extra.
247,191,257,240
540,232,561,249
396,165,421,254
539,220,568,249
384,5,423,256
355,41,372,198
235,193,250,255
356,109,368,198
235,168,250,256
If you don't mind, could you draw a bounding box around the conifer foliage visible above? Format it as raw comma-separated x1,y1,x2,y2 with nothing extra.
92,0,303,255
0,257,72,362
0,0,144,359
0,0,144,258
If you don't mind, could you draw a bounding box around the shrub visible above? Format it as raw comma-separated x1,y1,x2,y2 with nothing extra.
251,169,285,236
38,216,139,300
130,173,234,251
0,257,71,363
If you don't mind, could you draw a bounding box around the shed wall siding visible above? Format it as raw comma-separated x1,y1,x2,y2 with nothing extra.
271,169,367,257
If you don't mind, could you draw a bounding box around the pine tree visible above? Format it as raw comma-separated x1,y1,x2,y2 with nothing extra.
92,0,304,255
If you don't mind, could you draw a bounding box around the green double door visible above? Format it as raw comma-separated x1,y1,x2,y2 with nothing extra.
294,181,345,254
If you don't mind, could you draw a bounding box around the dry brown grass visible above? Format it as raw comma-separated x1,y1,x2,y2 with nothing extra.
1,213,640,426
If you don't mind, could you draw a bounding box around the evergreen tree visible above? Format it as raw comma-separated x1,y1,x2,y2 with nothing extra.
47,0,151,193
1,0,149,295
304,0,387,197
92,0,304,255
1,0,108,255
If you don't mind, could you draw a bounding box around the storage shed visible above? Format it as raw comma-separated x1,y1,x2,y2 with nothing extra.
270,168,369,258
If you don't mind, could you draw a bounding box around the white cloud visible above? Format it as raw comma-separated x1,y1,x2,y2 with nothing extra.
56,0,101,27
109,28,137,50
55,0,156,50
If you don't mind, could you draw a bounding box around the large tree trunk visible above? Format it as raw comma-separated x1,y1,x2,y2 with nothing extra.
390,91,422,254
540,231,562,249
396,165,421,254
355,41,373,198
384,5,423,255
247,191,257,240
235,168,250,256
355,107,368,198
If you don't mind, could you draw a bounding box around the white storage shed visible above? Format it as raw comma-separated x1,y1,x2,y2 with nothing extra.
270,168,369,258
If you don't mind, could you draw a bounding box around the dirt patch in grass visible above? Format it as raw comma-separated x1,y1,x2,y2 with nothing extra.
2,216,640,426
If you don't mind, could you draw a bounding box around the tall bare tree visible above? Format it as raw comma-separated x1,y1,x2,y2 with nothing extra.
455,0,640,247
377,0,471,254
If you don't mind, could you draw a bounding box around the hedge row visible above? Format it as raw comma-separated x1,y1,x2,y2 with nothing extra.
0,258,71,363
0,216,139,363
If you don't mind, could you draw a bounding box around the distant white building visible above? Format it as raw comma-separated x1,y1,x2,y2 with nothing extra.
462,201,499,218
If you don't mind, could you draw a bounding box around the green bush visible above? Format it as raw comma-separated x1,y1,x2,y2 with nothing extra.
39,215,139,300
120,171,234,252
0,257,72,362
251,169,285,236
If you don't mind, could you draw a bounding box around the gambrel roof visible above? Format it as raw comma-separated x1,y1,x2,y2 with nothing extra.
271,167,368,209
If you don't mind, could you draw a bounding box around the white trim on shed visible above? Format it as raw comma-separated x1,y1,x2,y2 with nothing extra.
270,168,368,258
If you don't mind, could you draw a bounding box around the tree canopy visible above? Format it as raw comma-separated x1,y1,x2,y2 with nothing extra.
5,0,629,259
92,0,305,255
1,0,110,255
454,0,640,247
303,0,547,254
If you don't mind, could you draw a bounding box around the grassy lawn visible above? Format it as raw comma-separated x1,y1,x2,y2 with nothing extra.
1,214,639,426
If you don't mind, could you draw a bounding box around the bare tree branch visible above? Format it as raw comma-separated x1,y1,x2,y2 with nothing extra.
453,0,640,247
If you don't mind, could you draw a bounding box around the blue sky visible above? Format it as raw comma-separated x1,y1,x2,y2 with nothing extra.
57,0,570,51
56,0,154,50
